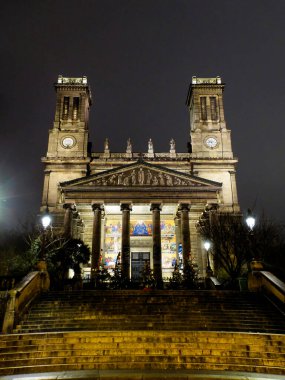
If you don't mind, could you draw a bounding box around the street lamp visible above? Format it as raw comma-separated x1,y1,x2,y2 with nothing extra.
204,241,213,275
42,214,51,229
39,209,51,266
245,209,255,232
246,209,256,259
245,209,262,270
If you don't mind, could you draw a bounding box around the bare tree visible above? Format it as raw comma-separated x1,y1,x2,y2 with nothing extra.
198,212,251,284
198,211,285,284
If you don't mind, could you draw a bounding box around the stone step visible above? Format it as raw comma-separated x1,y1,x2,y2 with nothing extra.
19,291,284,335
22,312,284,319
29,294,271,301
27,304,281,313
0,350,284,364
29,306,271,313
0,353,281,366
1,356,284,376
27,309,271,314
27,304,280,311
34,300,260,305
32,291,272,304
31,295,266,301
1,341,284,354
2,347,284,359
16,317,285,326
33,296,270,301
1,330,284,376
1,330,284,343
15,324,285,330
1,364,284,377
18,321,283,330
15,315,285,334
21,311,283,319
2,290,285,376
14,328,285,335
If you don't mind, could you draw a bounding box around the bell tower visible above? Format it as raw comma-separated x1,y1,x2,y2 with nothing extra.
187,76,233,159
41,75,92,210
187,76,239,211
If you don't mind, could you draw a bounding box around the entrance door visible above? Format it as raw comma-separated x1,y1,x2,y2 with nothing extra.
131,252,150,281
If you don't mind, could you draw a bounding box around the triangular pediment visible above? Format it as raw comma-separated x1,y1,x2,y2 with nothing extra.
61,161,221,190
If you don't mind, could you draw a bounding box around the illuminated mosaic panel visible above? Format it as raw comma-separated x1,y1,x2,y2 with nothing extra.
161,221,176,269
105,220,122,268
104,219,177,271
131,221,152,236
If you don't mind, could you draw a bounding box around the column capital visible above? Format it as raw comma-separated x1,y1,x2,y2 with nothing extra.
73,211,79,218
207,203,219,211
63,203,76,211
178,203,190,212
150,203,162,212
120,203,132,212
175,210,181,219
92,203,104,212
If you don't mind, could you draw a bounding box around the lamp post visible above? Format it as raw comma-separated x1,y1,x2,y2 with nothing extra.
42,213,52,230
245,209,262,270
38,209,51,270
245,209,255,233
245,209,255,262
204,241,213,276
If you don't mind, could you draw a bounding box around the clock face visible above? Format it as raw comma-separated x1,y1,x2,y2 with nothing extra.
62,136,75,149
205,137,218,148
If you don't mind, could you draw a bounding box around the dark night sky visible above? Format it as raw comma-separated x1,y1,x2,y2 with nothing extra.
0,0,285,229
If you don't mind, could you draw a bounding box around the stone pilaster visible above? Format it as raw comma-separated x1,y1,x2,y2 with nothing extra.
151,203,162,286
91,204,104,278
229,170,239,210
179,203,191,265
121,203,132,281
63,203,75,238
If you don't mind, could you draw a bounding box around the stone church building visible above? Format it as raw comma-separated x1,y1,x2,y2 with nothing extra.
41,75,239,282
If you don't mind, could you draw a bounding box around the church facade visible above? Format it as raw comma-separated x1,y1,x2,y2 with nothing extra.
41,75,239,281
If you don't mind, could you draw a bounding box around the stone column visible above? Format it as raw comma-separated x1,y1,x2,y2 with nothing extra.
151,203,162,286
101,214,106,262
121,203,132,281
91,204,104,278
179,203,191,266
63,203,75,238
174,212,182,263
229,171,239,209
218,94,225,123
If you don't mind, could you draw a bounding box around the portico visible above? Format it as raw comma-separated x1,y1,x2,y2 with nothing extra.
60,160,221,280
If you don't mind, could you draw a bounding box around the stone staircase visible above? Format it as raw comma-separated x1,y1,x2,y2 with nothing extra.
0,290,285,377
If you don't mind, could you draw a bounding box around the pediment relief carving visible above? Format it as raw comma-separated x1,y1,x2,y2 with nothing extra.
87,166,205,188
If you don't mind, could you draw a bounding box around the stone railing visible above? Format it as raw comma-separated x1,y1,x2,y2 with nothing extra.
205,276,222,290
260,271,285,303
248,268,285,304
2,271,49,334
0,291,8,331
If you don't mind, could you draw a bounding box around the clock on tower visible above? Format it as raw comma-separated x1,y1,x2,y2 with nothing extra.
41,76,92,210
186,76,239,212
